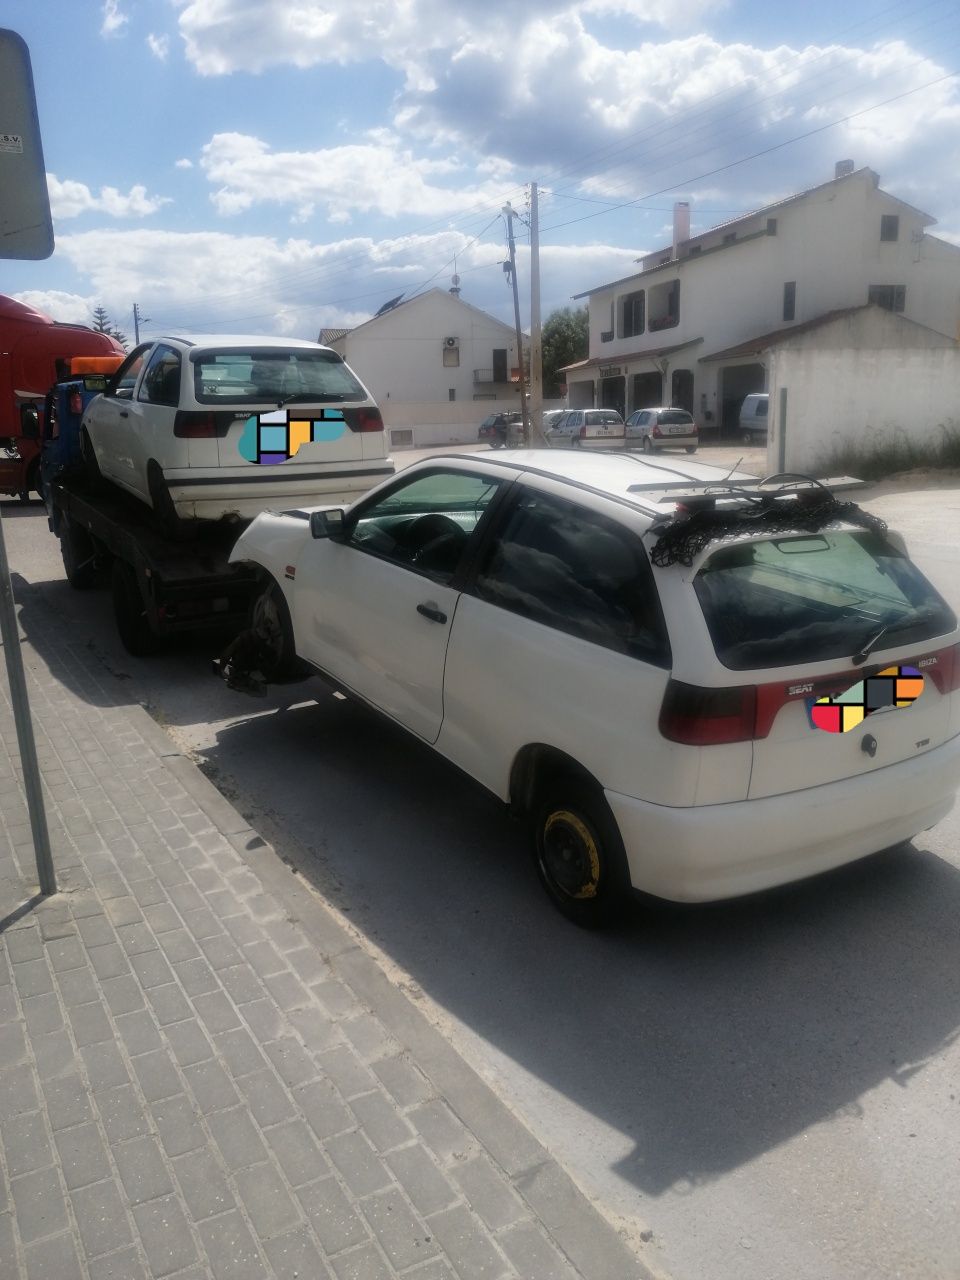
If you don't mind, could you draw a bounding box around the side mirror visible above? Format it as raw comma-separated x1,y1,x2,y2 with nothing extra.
310,508,346,539
19,406,40,438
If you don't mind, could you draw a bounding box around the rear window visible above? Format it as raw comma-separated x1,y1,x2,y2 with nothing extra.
192,348,367,405
659,411,693,426
694,530,956,670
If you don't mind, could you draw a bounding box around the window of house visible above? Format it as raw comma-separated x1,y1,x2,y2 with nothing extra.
880,214,900,242
783,281,796,323
473,490,670,664
766,218,777,235
448,388,456,401
868,284,906,313
442,346,460,367
601,300,614,342
492,349,507,381
688,245,702,256
618,290,645,339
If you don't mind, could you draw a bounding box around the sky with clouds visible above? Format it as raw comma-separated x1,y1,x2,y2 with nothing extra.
3,0,959,344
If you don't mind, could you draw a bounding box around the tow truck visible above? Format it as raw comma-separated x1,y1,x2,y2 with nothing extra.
42,359,260,655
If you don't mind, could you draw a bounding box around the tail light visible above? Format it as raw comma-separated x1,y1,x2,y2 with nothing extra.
580,424,587,439
174,411,235,438
343,407,384,433
69,390,83,415
652,425,663,438
659,679,757,744
174,411,219,438
919,641,960,694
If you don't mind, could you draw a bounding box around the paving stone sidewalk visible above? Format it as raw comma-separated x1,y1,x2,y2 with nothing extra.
0,604,649,1279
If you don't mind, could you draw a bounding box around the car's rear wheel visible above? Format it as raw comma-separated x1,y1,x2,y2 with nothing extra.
741,430,755,446
111,560,160,656
533,776,630,928
489,439,503,449
685,445,697,454
642,436,653,454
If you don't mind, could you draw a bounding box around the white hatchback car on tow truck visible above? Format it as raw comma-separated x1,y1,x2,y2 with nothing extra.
222,451,960,926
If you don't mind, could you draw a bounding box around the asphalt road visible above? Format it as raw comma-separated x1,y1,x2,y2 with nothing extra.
2,453,959,1280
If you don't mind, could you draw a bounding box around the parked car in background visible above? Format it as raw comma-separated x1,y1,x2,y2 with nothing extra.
625,407,698,454
545,408,625,449
738,392,769,444
79,335,393,532
225,452,960,927
478,411,523,448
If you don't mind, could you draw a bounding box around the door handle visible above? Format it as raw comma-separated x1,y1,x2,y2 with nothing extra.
119,410,128,418
417,602,447,624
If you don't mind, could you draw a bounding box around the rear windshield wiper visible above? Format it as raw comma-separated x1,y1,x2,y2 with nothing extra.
851,618,888,666
276,392,345,407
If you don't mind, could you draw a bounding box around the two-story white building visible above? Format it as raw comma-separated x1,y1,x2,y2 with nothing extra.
321,288,532,448
564,164,960,434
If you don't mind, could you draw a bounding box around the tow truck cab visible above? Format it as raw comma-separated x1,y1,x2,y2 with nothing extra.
0,294,124,501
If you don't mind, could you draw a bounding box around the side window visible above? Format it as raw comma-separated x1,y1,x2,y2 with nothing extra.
474,490,670,665
105,345,149,399
139,345,182,407
347,469,503,583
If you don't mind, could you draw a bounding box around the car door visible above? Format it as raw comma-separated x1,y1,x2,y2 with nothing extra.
85,344,151,488
129,343,184,491
294,466,507,742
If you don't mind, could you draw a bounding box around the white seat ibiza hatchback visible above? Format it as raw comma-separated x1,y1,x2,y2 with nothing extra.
80,335,394,529
224,451,960,927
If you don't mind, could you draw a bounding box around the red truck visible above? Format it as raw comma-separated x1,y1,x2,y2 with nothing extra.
0,293,124,502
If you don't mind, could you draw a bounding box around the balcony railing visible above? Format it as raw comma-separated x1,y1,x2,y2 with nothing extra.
648,314,678,332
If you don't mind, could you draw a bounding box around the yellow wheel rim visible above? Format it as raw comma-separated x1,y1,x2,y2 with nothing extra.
542,809,601,899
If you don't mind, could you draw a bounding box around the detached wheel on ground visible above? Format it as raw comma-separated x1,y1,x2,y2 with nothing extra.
111,560,160,656
533,776,631,928
59,515,97,589
249,580,305,681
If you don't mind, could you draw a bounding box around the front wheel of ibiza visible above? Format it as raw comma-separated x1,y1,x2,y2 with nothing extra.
533,778,630,928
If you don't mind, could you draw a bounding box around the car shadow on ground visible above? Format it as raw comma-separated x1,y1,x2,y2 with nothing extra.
199,689,960,1200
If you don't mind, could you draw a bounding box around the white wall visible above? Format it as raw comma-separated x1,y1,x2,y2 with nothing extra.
333,291,523,407
768,344,960,473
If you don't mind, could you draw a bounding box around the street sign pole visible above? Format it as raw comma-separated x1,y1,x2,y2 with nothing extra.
0,506,56,895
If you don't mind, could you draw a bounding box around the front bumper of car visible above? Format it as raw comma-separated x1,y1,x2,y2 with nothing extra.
606,729,960,902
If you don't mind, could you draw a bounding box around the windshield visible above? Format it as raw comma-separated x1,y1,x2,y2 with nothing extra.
192,348,367,405
694,530,956,669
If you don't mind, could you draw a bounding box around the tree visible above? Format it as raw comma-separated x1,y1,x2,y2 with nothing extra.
90,305,129,350
541,305,588,399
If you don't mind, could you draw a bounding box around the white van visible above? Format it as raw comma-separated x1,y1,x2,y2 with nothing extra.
738,393,768,445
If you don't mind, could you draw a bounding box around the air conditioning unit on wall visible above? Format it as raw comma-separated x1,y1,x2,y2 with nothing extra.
443,336,459,348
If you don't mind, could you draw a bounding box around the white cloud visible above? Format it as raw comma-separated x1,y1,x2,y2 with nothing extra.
50,226,638,337
11,291,98,327
101,0,128,37
147,33,171,61
198,132,518,221
175,158,194,169
47,175,171,220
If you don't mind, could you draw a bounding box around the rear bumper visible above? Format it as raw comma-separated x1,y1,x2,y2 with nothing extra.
166,463,394,520
628,435,698,450
607,731,960,902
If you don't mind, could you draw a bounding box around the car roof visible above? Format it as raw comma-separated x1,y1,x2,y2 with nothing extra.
155,334,335,352
419,449,759,519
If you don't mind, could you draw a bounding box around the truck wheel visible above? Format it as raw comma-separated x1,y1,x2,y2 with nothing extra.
60,516,97,589
111,561,160,656
250,581,304,681
18,460,42,504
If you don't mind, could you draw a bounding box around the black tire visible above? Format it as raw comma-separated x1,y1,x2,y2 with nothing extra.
642,436,653,454
489,439,504,450
249,580,303,681
741,430,754,446
533,777,631,928
685,445,697,454
60,516,97,589
111,561,160,656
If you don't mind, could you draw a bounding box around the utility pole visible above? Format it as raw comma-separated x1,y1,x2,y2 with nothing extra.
132,302,149,344
502,202,530,446
528,182,547,447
